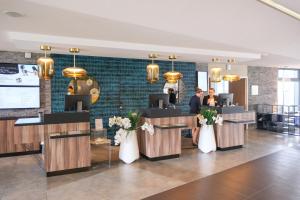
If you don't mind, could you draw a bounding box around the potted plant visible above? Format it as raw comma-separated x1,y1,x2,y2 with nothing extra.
197,108,223,153
109,112,153,164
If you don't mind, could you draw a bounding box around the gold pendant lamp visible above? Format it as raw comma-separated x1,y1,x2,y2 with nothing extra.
146,53,159,84
37,45,55,80
223,59,240,82
62,48,87,79
210,58,222,83
163,55,183,84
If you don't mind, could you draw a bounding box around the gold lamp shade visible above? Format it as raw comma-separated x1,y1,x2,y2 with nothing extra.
223,74,240,82
62,48,87,79
210,68,222,82
146,54,159,83
37,45,55,80
62,67,87,79
164,55,183,83
163,71,183,84
223,59,240,82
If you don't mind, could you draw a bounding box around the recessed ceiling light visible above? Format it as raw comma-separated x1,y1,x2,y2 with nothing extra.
3,11,24,18
258,0,300,21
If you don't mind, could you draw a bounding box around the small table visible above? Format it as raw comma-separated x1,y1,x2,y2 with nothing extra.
90,128,112,168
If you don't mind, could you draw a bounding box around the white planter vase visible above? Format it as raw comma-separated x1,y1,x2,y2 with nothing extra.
119,130,140,164
198,124,216,153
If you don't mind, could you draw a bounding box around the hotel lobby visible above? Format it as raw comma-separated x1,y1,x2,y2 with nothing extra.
1,0,300,200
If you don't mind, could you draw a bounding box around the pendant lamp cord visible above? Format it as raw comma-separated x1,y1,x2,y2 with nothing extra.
171,58,175,72
73,53,76,68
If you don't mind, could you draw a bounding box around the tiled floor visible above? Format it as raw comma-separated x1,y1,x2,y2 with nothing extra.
0,128,299,200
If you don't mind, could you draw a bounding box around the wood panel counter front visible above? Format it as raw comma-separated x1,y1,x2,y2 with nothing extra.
215,111,256,150
138,115,197,160
0,114,90,155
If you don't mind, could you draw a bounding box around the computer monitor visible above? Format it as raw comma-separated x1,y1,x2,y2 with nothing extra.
149,94,169,108
65,95,90,111
218,93,234,107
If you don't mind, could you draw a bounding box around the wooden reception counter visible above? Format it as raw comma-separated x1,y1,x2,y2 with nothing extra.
216,111,255,150
138,107,256,160
0,112,91,176
138,109,197,160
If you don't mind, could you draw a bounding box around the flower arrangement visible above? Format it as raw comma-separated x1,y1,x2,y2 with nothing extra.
197,108,223,126
109,112,154,145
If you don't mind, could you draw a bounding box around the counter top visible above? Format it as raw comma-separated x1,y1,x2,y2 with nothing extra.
14,112,90,126
0,116,36,121
144,113,195,118
15,117,42,126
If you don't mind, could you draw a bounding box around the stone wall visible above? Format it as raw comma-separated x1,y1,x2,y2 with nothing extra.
0,51,51,117
248,66,278,111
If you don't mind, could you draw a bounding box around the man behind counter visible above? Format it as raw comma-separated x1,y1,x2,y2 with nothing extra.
189,88,203,146
203,88,218,106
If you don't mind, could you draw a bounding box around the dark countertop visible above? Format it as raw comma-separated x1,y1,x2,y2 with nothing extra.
141,108,195,118
15,112,90,126
215,106,245,114
144,113,196,119
224,119,256,124
0,116,36,121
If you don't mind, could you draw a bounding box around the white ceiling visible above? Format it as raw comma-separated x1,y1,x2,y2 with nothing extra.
0,0,300,67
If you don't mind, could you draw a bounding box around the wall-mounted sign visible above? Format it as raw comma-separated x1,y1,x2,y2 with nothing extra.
251,85,259,96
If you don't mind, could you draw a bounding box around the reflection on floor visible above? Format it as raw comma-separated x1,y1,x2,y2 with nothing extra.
0,128,299,200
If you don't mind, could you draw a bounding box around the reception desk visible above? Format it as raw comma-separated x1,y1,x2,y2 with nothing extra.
0,112,91,176
138,109,197,160
215,110,255,150
138,107,256,160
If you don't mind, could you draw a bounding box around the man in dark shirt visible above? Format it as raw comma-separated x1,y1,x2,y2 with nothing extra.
189,88,203,145
168,88,177,105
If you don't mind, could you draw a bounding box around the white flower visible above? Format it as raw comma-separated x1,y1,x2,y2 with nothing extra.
116,117,123,127
215,115,223,126
200,118,208,125
109,116,117,127
121,118,131,129
197,114,208,125
141,122,154,135
114,128,127,145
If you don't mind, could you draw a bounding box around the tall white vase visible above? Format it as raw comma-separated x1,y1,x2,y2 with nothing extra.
119,130,140,164
198,125,216,153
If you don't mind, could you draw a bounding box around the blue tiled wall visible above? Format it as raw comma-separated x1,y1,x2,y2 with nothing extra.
51,54,196,137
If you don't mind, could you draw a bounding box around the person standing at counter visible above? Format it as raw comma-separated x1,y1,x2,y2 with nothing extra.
168,88,177,105
189,88,203,146
203,88,218,106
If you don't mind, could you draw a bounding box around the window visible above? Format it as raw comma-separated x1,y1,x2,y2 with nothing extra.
211,80,229,95
278,69,300,106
